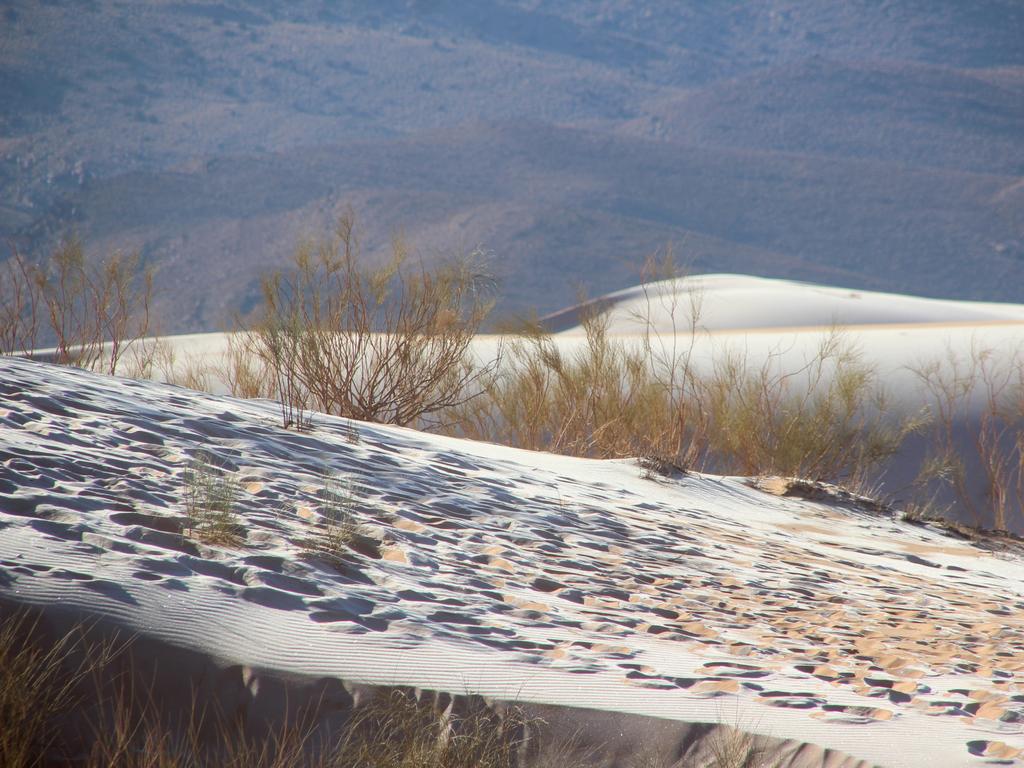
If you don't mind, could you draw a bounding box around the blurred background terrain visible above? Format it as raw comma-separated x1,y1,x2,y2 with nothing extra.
1,0,1022,331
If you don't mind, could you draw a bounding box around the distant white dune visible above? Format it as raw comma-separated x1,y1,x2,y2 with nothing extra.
543,273,1024,335
133,273,1024,387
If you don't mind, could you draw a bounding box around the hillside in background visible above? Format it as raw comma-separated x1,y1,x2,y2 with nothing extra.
2,0,1023,331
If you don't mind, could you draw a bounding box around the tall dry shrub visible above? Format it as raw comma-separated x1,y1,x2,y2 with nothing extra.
455,251,707,469
456,256,916,487
0,248,40,356
911,344,1024,529
699,330,917,485
242,214,497,429
457,307,706,468
0,238,153,375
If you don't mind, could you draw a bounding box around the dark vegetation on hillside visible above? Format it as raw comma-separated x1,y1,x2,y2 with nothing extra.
1,1,1022,332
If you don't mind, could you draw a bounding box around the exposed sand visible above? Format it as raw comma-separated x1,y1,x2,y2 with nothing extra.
2,356,1024,766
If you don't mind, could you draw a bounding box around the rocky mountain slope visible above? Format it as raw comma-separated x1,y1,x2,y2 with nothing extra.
2,1,1022,331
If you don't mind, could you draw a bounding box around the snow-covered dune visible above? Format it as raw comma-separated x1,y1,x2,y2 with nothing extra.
59,274,1024,533
542,274,1024,335
2,356,1023,766
541,274,1024,532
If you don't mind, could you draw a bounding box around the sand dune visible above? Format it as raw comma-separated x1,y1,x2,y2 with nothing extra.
2,356,1023,765
542,274,1024,335
113,274,1024,532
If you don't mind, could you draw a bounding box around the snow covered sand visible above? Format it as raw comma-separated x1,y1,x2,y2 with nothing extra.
113,274,1024,393
542,274,1024,335
543,274,1024,533
3,356,1024,766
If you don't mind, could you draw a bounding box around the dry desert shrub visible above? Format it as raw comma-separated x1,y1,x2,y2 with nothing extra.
910,342,1024,530
160,347,218,393
219,331,278,399
238,212,498,430
455,256,916,491
698,329,920,486
457,306,707,470
456,251,707,471
0,237,153,375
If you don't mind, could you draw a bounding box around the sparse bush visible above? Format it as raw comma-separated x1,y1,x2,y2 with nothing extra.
0,248,40,357
161,346,218,393
182,454,243,546
455,258,916,490
456,251,705,467
240,212,498,429
457,307,706,468
219,331,278,400
910,343,1024,530
0,238,153,375
300,472,360,559
698,329,920,485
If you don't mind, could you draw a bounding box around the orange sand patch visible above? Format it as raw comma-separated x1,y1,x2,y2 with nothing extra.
694,679,740,695
974,701,1008,720
897,541,981,558
979,742,1023,759
394,518,427,533
381,547,408,564
774,521,842,538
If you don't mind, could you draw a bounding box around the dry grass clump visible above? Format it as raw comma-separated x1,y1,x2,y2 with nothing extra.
182,454,244,546
0,610,529,768
298,472,362,560
0,609,325,767
333,690,529,768
456,275,915,494
0,609,843,768
1,238,154,375
0,611,118,768
87,701,323,768
698,331,920,486
701,726,782,768
219,331,279,400
458,307,704,468
237,211,498,430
